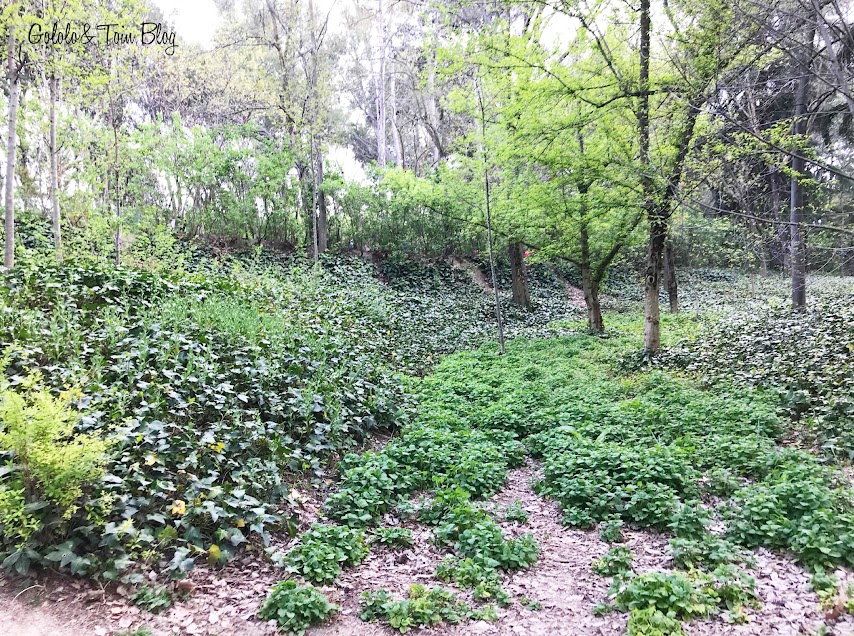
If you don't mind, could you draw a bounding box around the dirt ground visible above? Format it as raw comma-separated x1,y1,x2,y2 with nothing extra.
3,462,853,636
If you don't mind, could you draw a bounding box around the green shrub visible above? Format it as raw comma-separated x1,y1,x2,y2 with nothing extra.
326,454,413,526
592,546,633,577
694,564,758,611
599,516,624,543
725,476,854,567
358,585,487,632
662,302,854,459
668,502,711,540
614,572,711,619
0,384,110,575
614,566,757,626
503,500,529,523
258,580,336,635
452,522,538,570
536,440,696,529
435,557,510,606
370,527,414,549
668,535,748,570
130,584,172,613
418,488,472,525
626,607,686,636
702,467,741,497
285,524,369,584
810,566,840,608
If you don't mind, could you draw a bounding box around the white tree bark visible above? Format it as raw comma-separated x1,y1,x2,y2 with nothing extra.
4,27,19,270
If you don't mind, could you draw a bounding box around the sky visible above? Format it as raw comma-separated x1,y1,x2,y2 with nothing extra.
152,0,223,48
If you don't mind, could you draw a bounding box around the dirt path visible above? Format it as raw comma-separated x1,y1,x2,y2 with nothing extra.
3,463,852,636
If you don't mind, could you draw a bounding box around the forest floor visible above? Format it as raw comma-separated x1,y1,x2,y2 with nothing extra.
3,461,851,636
3,257,854,636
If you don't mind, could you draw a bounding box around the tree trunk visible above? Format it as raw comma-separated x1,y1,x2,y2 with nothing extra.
49,73,63,261
508,240,531,311
790,21,815,310
663,238,677,312
581,264,604,333
316,148,328,253
374,0,387,166
390,67,403,168
644,217,666,352
768,169,789,272
4,27,19,270
639,0,660,351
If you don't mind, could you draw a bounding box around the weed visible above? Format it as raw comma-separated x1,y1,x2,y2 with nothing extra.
285,524,368,585
130,584,172,613
358,585,486,632
592,546,633,577
258,580,337,635
809,566,839,608
115,629,153,636
435,557,510,607
370,527,414,549
519,596,542,611
599,516,624,543
626,607,685,636
614,572,712,619
503,501,529,523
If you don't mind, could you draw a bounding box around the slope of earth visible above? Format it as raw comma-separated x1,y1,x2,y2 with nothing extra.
3,253,854,636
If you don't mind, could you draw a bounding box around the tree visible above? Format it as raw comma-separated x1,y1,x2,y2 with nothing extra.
3,18,20,269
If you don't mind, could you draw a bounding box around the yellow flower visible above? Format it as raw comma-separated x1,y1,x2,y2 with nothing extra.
208,544,223,563
144,454,156,466
209,441,225,453
171,500,187,516
236,519,246,528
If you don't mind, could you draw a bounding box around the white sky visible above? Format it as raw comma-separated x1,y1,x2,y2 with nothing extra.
152,0,222,48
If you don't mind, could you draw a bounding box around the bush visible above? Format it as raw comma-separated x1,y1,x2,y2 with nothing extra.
668,535,748,570
130,584,172,613
326,453,412,526
258,580,336,635
536,439,694,529
370,527,414,549
599,516,624,543
285,524,369,584
435,557,510,606
0,383,110,574
358,584,492,632
627,607,686,636
503,500,529,523
614,571,711,619
724,475,854,567
592,546,633,577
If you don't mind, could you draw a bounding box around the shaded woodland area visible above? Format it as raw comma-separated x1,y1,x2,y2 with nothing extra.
2,1,854,636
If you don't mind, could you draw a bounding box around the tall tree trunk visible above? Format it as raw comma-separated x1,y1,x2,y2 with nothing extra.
639,0,661,351
663,238,677,312
390,67,403,168
768,169,789,272
790,20,815,310
581,265,604,333
4,27,19,270
508,240,531,311
316,147,328,253
580,225,604,332
425,67,441,164
374,0,387,165
49,73,63,261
